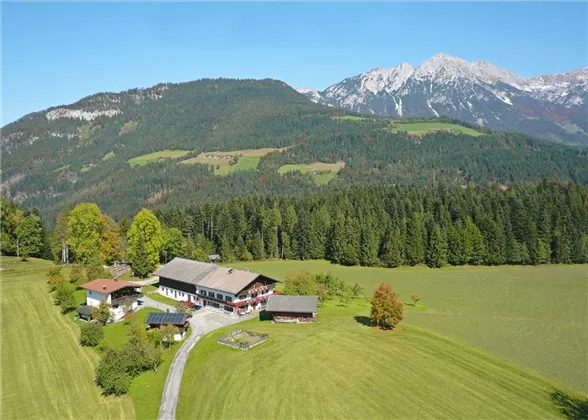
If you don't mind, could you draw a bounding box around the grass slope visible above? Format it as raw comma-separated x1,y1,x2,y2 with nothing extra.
388,121,482,136
278,161,345,186
178,301,569,419
227,260,588,392
0,257,134,419
181,148,284,175
128,150,192,168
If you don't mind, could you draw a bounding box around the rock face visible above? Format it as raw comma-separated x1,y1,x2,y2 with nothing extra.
297,53,588,144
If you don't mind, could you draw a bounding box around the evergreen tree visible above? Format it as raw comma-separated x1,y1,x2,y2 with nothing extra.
426,224,448,268
380,228,403,268
359,222,379,267
405,212,425,266
132,236,151,278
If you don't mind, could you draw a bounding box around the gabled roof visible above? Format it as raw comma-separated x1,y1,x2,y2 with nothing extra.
266,295,319,314
144,312,189,326
80,279,141,294
154,257,279,295
154,258,216,285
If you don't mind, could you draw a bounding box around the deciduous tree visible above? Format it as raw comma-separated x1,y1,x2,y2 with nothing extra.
370,282,403,329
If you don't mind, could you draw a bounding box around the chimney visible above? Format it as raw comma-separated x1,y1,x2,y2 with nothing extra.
102,285,107,290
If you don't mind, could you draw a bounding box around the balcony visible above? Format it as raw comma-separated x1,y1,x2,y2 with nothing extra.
111,293,143,307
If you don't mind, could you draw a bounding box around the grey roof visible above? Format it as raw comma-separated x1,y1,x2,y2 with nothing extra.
266,295,318,314
77,305,93,316
144,312,189,325
154,258,216,285
154,257,279,295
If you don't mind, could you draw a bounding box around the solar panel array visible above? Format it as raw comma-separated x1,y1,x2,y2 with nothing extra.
144,312,188,325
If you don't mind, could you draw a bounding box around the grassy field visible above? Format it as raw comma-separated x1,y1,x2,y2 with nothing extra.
178,299,577,419
0,257,134,419
146,290,178,307
227,260,588,393
101,308,162,349
128,150,192,168
388,121,482,136
278,161,345,186
332,115,370,121
180,148,284,175
102,151,115,161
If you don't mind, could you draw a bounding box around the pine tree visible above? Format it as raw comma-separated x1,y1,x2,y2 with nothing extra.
359,222,379,267
426,224,448,268
132,236,151,278
405,212,425,266
380,227,402,268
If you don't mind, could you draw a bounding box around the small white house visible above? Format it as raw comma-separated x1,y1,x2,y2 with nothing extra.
78,279,143,322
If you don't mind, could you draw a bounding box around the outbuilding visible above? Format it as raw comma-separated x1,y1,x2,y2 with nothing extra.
265,295,318,323
144,312,190,341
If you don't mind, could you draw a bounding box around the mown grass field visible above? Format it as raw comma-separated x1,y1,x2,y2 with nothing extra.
0,257,134,419
278,161,345,185
180,148,284,175
388,121,482,136
228,260,588,393
178,300,577,419
128,150,192,168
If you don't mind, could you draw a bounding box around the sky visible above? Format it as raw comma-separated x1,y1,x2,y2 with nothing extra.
2,2,587,125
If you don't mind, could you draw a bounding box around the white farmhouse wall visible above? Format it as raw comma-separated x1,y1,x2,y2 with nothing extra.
86,290,111,307
159,286,198,303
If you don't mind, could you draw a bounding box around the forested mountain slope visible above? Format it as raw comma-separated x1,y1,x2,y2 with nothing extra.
2,78,588,223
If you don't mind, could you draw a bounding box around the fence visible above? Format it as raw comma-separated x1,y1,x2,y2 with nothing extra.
216,329,269,351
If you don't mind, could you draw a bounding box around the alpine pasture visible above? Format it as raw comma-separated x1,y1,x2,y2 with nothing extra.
227,260,588,393
0,257,134,419
178,301,571,419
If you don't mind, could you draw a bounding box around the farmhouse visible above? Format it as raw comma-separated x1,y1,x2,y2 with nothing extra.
78,278,143,322
144,312,190,341
154,257,279,316
265,295,318,323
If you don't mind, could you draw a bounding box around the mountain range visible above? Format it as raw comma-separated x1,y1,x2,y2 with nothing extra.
297,53,588,145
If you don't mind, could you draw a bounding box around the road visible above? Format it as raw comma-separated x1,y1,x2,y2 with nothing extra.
139,295,175,312
158,309,253,420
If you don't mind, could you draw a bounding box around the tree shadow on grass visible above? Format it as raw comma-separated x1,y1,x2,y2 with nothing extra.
354,316,373,327
550,389,588,419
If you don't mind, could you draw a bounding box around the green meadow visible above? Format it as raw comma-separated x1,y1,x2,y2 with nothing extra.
227,260,588,393
128,150,192,168
278,161,345,185
388,121,482,136
180,148,284,175
0,257,134,419
178,299,580,419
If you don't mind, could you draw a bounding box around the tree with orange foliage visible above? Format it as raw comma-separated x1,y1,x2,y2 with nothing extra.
370,282,403,329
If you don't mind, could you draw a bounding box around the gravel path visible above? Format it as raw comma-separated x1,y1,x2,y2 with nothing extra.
139,295,175,312
158,310,253,420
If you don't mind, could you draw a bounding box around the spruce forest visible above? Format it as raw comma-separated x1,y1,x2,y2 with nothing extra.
3,181,587,271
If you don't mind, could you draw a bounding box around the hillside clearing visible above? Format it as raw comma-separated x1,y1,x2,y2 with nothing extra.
128,150,192,168
178,300,572,419
388,121,482,136
0,257,134,419
180,148,286,175
278,161,345,185
227,260,588,393
332,115,371,121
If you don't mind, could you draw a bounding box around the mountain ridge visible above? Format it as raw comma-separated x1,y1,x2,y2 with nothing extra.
297,53,588,145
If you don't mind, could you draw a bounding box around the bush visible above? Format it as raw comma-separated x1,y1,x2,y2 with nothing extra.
69,264,85,284
54,284,77,313
80,322,104,347
95,349,132,395
47,267,64,291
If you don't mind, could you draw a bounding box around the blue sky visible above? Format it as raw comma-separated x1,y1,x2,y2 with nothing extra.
2,2,587,125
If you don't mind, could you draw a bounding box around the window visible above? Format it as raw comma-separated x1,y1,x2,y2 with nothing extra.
208,291,215,298
216,293,223,300
226,296,232,302
89,291,93,296
224,306,233,312
238,295,246,300
211,302,220,308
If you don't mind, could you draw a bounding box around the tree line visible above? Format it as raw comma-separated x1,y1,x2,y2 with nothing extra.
3,181,587,274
